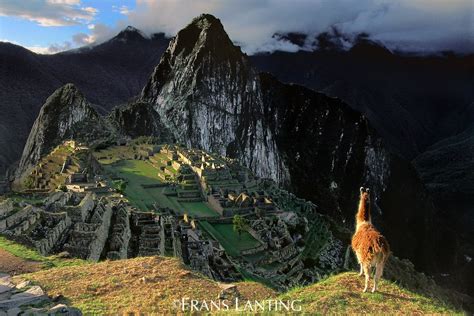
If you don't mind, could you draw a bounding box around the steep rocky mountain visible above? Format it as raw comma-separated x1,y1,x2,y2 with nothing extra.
249,40,474,292
414,122,474,294
108,101,172,141
0,28,170,176
250,39,474,160
140,14,440,277
13,84,114,185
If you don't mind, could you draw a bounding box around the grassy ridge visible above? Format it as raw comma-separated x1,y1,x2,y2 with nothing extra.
0,236,461,314
23,256,276,315
0,236,85,269
279,272,460,314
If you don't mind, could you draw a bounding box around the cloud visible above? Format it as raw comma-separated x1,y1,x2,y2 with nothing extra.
72,32,92,45
0,0,98,27
112,5,131,16
5,0,472,54
119,0,473,54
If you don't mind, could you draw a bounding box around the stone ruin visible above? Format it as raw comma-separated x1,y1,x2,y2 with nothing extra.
209,189,278,217
172,216,240,282
1,143,349,292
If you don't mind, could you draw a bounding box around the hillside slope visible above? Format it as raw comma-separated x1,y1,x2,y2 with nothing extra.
24,256,276,315
279,272,458,314
20,258,459,314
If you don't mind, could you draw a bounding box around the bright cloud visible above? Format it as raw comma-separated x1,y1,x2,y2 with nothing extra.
0,0,98,27
1,0,472,54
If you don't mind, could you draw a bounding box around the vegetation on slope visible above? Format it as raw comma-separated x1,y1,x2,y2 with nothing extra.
279,272,460,314
9,255,458,315
22,256,276,315
0,236,85,270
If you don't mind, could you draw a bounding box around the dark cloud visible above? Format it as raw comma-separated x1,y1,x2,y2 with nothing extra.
122,0,473,53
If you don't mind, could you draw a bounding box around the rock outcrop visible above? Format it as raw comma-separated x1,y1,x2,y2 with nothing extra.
142,14,287,182
14,84,114,184
108,101,172,141
141,14,438,272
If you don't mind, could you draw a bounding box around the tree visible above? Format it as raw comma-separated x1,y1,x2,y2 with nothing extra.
233,215,248,240
113,179,127,194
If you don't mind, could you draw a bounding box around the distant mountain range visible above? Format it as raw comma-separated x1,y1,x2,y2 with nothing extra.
0,27,170,176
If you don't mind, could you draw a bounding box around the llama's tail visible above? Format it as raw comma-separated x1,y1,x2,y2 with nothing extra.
380,236,391,264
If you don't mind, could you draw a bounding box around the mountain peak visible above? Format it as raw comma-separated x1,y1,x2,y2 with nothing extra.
167,13,240,62
142,13,248,101
114,26,147,42
14,84,109,184
189,13,222,28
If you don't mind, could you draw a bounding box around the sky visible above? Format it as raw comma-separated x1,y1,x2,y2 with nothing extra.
0,0,472,54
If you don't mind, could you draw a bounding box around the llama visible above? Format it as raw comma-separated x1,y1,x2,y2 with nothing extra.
351,187,390,292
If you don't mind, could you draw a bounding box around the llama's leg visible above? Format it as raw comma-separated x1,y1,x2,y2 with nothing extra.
362,265,370,293
356,252,363,276
372,262,385,293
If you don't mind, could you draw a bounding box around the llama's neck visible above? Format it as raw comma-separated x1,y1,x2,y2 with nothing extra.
356,197,371,230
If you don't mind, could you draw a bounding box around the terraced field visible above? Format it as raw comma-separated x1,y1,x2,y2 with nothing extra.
199,221,260,256
102,159,219,218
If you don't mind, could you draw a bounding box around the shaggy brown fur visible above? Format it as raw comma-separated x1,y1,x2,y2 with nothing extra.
351,187,390,292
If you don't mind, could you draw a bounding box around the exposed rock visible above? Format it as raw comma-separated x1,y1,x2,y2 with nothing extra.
108,101,173,141
6,307,20,316
15,281,31,290
14,84,115,185
0,285,46,309
0,274,80,315
142,14,288,182
56,251,71,259
217,283,240,301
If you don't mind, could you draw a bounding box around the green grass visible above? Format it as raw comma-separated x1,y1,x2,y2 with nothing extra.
0,236,86,269
103,160,219,218
103,160,170,211
180,202,219,218
279,272,461,314
1,193,45,206
199,222,260,256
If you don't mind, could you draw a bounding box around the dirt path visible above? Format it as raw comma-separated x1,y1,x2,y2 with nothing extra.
0,249,42,275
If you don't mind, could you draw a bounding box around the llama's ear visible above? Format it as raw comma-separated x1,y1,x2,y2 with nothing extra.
360,187,364,193
366,188,370,194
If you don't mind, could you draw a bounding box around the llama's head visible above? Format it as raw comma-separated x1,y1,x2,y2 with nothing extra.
360,186,370,201
357,187,371,223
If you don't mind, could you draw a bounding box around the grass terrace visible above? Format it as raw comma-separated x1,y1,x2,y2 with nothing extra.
199,222,261,257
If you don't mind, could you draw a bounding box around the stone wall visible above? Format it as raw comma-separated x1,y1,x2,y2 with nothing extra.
33,212,71,255
0,205,41,234
106,203,131,260
87,203,113,261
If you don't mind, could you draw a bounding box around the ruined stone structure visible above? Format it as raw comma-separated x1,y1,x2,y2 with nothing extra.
1,142,346,291
105,201,131,260
63,197,113,261
173,217,240,282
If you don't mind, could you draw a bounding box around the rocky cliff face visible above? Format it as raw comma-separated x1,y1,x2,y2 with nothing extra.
108,101,172,141
142,14,287,182
14,84,113,183
141,14,438,272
